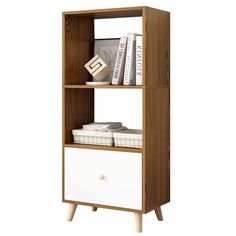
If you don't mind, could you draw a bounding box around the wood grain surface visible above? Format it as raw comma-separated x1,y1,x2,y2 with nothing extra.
64,85,143,89
142,7,170,212
64,143,142,153
64,14,94,85
63,199,144,213
63,6,143,19
64,89,94,144
143,7,170,87
143,88,170,212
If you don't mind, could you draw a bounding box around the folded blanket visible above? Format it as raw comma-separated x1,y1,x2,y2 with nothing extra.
108,126,127,132
83,122,122,132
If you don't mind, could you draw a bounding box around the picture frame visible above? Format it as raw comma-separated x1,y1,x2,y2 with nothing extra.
94,38,120,82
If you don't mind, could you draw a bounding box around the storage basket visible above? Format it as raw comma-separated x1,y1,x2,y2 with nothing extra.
72,129,114,146
113,129,142,148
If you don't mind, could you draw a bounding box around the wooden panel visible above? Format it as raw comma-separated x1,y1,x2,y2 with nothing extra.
63,6,143,19
64,143,142,153
64,89,94,144
143,88,170,212
64,85,143,89
142,8,170,213
64,14,94,85
143,8,170,87
63,199,144,213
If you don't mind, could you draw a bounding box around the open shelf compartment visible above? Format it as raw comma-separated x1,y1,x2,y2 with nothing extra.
62,7,144,86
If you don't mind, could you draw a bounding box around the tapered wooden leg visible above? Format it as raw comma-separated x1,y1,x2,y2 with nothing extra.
67,203,77,222
92,207,97,211
154,206,163,221
134,213,142,233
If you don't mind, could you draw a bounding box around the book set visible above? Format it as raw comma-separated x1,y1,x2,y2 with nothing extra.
112,33,142,86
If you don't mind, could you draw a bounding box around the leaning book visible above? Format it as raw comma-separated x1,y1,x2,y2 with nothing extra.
111,36,128,85
136,36,142,85
123,33,140,85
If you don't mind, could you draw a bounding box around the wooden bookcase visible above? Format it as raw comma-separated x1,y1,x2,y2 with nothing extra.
62,6,170,232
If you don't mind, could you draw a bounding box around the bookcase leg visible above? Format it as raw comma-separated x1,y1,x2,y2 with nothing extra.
92,207,97,211
155,206,163,221
67,203,77,222
134,213,142,233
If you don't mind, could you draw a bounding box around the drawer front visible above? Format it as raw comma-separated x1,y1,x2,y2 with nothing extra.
64,147,142,210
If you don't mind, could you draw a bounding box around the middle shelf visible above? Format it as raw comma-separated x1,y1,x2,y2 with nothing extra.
64,85,143,89
64,143,142,153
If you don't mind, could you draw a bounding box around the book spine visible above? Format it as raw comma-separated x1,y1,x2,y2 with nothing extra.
136,36,142,85
130,39,136,85
111,37,127,85
123,33,135,85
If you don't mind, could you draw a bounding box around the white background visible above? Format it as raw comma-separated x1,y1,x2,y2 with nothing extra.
0,0,236,235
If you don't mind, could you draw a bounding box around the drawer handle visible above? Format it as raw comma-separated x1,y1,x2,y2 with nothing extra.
98,174,105,180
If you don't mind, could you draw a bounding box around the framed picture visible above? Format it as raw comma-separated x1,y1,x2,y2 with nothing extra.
94,38,120,82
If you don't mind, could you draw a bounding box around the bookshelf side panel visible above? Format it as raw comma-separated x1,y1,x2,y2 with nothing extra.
143,8,170,87
143,8,170,212
144,88,170,212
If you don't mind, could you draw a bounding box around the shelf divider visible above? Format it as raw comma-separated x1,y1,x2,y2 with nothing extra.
64,143,142,153
64,85,143,89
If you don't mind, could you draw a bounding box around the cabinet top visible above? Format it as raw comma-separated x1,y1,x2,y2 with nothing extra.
62,6,169,19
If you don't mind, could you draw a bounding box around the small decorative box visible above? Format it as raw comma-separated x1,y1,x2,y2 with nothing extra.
84,55,110,81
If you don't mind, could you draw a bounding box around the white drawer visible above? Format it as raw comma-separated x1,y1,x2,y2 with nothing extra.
64,147,142,210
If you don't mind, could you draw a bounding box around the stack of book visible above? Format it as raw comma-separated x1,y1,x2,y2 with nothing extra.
111,33,142,86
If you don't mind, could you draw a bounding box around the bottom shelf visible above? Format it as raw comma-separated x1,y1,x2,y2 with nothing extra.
64,143,142,153
63,199,143,213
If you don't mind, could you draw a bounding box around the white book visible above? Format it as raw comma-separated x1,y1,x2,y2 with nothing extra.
111,37,128,85
123,33,140,85
136,36,142,85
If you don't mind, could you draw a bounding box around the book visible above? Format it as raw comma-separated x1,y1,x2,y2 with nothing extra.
123,33,140,85
136,36,142,85
111,37,128,85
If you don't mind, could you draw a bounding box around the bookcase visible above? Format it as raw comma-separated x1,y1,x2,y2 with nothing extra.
62,6,170,232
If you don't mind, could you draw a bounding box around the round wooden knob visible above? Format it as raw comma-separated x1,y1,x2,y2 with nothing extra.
98,174,105,180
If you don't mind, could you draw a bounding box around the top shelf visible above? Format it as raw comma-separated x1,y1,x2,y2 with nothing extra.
63,6,144,19
64,85,143,89
62,7,170,88
63,6,169,19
